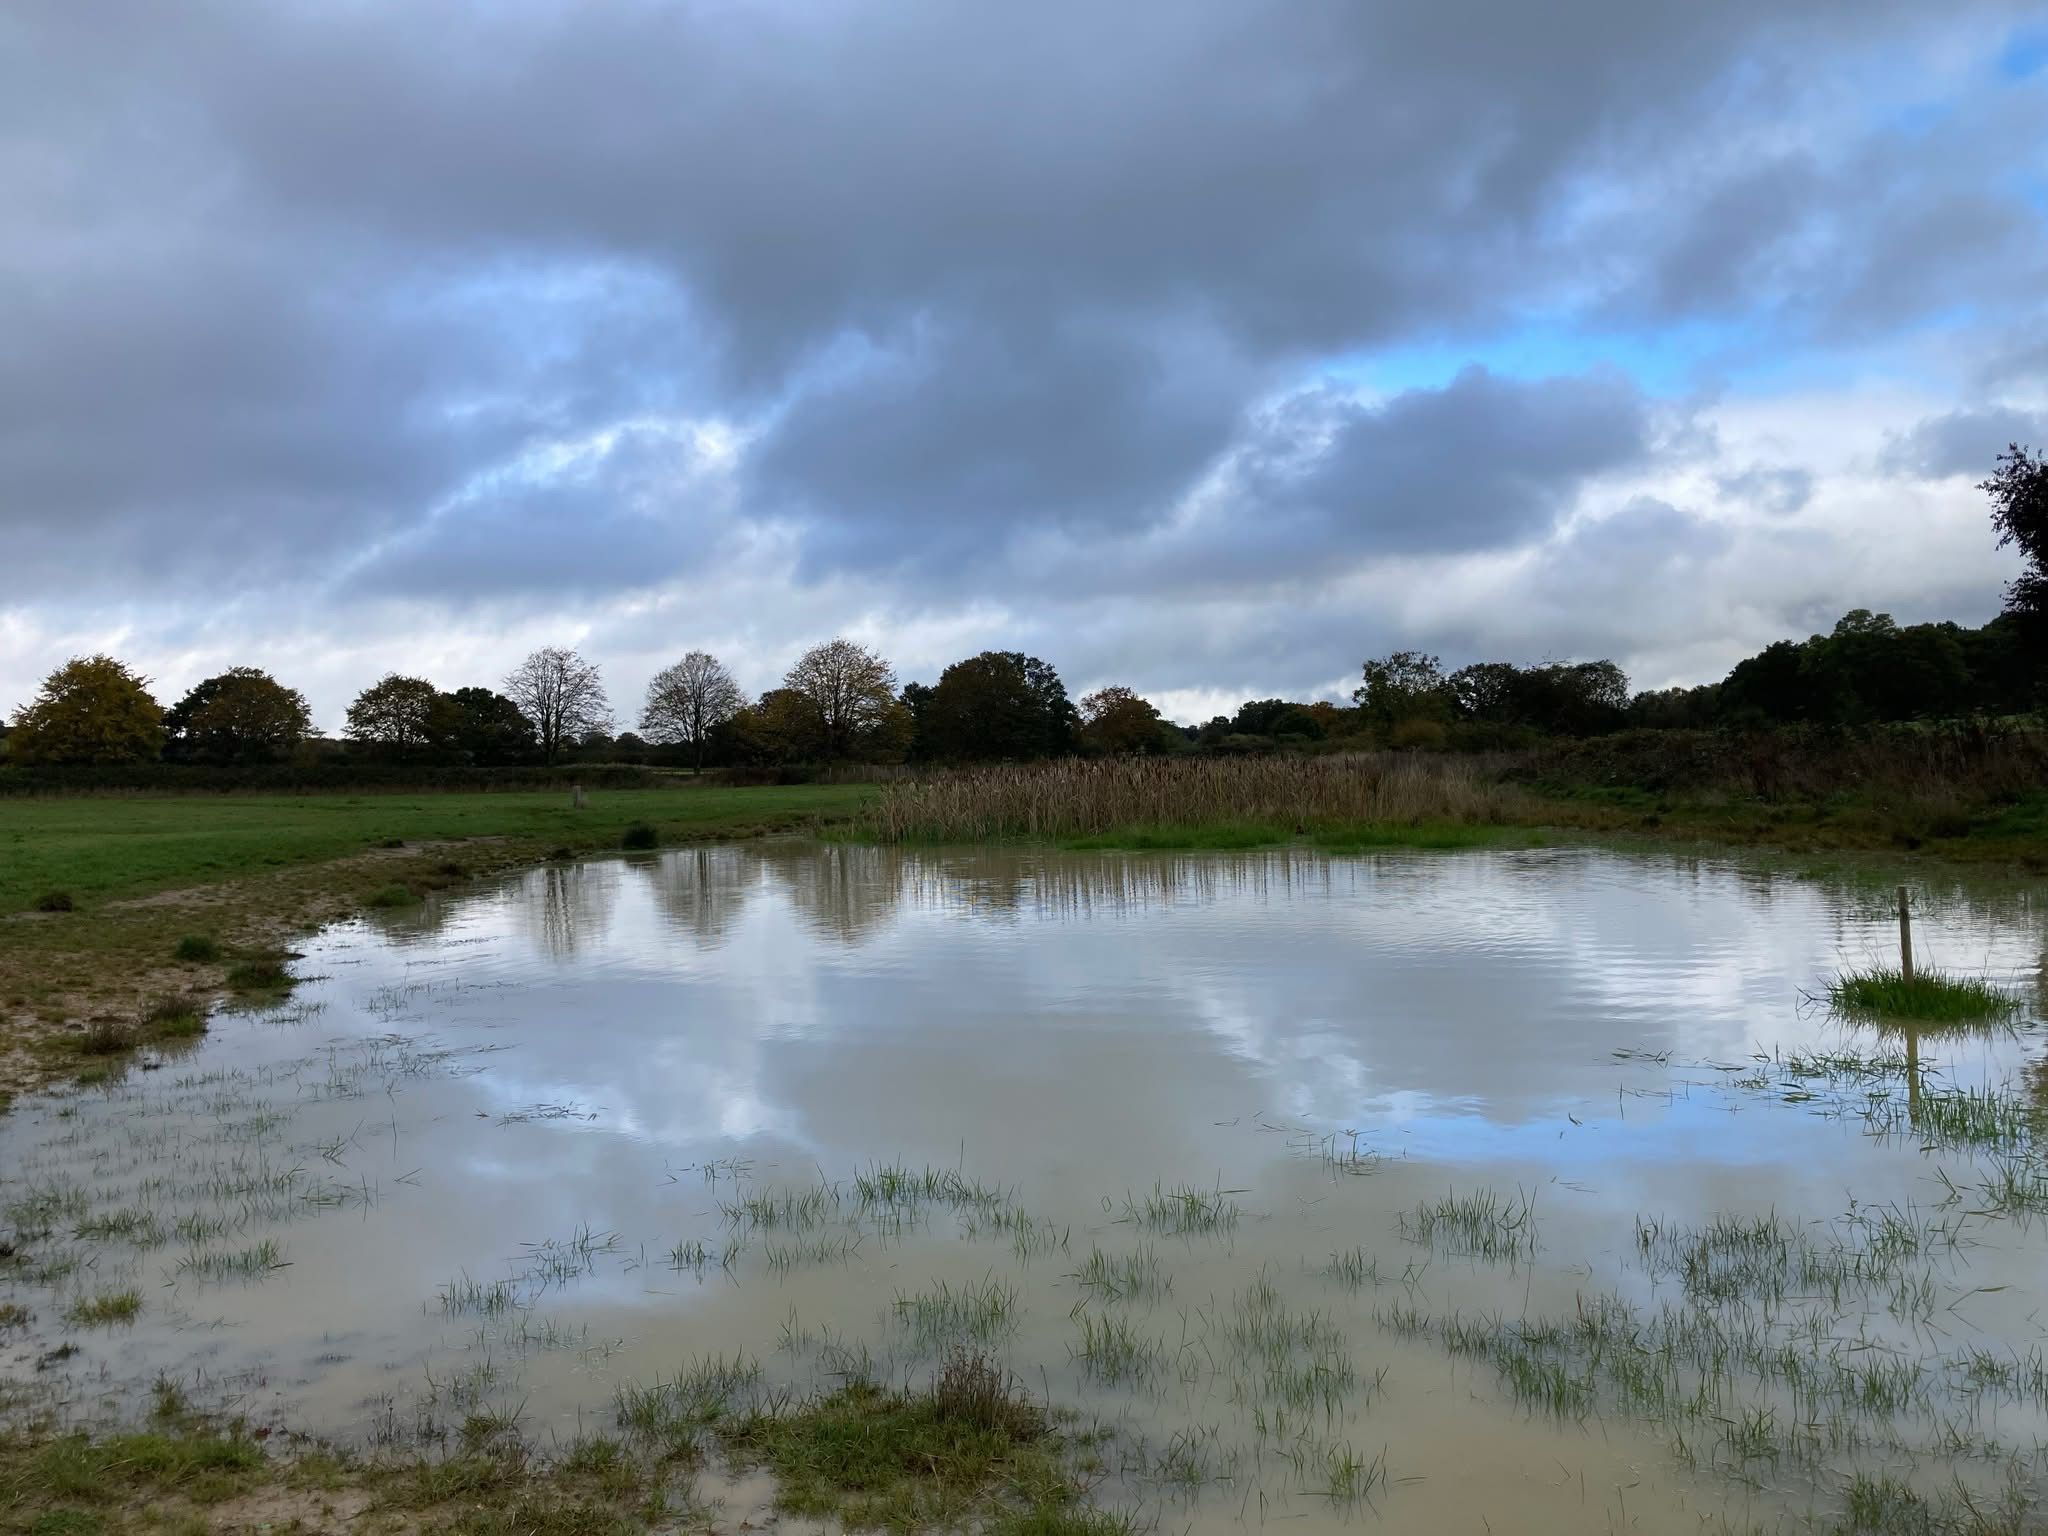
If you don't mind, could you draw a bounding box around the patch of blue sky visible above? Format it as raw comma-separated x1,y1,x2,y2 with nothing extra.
1325,298,1989,404
1997,25,2048,81
1326,313,1786,399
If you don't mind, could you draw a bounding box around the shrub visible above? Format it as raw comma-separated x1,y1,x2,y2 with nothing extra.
34,890,76,913
364,884,418,909
620,821,660,850
172,935,220,963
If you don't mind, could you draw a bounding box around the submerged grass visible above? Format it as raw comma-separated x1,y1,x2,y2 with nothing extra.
1398,1187,1539,1264
1827,966,2017,1021
64,1288,143,1327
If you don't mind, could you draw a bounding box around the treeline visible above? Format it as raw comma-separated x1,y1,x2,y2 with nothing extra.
5,606,2042,787
6,442,2044,780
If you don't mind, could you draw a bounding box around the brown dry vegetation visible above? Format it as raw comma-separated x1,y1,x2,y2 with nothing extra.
859,753,1524,843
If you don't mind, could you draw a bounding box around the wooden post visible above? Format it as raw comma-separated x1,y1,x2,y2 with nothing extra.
572,783,586,811
1897,884,1914,985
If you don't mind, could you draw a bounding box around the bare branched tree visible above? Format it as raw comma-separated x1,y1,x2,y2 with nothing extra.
783,638,896,759
504,646,611,764
640,650,744,771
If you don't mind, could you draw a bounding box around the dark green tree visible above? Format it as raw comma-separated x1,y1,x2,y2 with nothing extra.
429,687,537,763
164,668,312,763
924,651,1078,761
1984,444,2048,640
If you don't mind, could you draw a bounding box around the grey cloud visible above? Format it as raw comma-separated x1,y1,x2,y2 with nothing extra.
0,0,2039,698
751,312,1251,576
1715,465,1814,516
1241,367,1657,557
1881,407,2046,480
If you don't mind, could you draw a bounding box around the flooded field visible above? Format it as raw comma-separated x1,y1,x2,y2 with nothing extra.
4,842,2047,1533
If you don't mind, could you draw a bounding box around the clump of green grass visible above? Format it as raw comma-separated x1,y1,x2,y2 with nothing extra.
616,1352,764,1443
364,883,419,909
12,1427,266,1509
172,934,221,963
75,1207,168,1246
1826,966,2016,1021
0,1302,33,1330
1117,1181,1241,1236
1070,1244,1172,1303
34,889,76,913
64,1288,143,1327
142,993,206,1040
892,1274,1022,1349
1072,1310,1166,1384
176,1239,289,1282
75,1017,139,1055
438,1272,521,1316
714,1354,1093,1534
225,954,294,992
1399,1187,1539,1264
620,820,660,850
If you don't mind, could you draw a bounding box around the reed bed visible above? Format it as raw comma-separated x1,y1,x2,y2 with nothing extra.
858,753,1524,844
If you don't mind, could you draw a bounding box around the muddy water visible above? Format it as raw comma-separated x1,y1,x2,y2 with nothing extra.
4,843,2048,1532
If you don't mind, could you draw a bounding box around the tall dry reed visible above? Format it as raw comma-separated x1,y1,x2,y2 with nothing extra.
857,753,1525,842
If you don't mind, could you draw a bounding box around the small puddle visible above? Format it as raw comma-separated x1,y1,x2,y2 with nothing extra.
3,842,2046,1531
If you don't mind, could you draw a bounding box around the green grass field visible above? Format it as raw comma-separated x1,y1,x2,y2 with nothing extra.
0,784,876,915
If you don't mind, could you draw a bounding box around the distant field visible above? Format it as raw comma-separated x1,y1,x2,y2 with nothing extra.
0,784,877,914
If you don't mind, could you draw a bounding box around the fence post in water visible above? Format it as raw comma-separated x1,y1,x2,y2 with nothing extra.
1897,884,1914,985
572,782,586,811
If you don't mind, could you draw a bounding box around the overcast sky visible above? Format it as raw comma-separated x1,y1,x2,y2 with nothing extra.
5,2,2045,729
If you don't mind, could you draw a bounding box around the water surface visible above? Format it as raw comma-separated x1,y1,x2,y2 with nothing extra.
4,843,2046,1532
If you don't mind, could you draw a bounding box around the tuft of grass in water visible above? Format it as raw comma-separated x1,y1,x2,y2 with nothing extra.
1398,1186,1539,1264
1826,966,2016,1021
142,993,206,1040
364,883,419,909
34,889,76,912
615,1352,763,1443
1116,1181,1241,1236
852,1161,1010,1214
176,1239,289,1282
1070,1245,1172,1304
1071,1310,1167,1384
225,953,294,993
65,1289,143,1327
75,1207,168,1247
1319,1443,1392,1507
438,1272,522,1316
75,1017,139,1055
892,1274,1022,1350
172,934,221,963
721,1182,844,1231
620,820,660,850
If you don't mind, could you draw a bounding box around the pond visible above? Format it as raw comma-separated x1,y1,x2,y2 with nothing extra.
4,842,2047,1532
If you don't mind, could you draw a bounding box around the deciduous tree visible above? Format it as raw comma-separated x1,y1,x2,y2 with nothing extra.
783,639,896,760
1078,685,1170,755
504,647,612,764
428,687,536,763
641,651,744,772
164,668,311,763
7,655,164,765
1984,443,2048,641
345,674,440,755
924,650,1077,761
